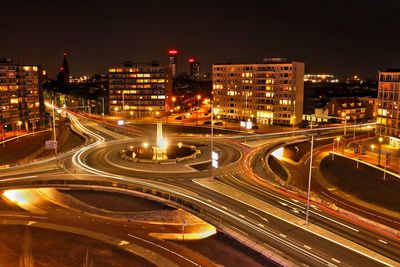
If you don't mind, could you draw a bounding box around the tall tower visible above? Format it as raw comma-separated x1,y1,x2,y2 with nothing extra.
168,49,178,78
57,52,70,85
189,58,201,80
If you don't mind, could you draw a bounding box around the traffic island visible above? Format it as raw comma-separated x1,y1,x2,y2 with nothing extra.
319,154,400,216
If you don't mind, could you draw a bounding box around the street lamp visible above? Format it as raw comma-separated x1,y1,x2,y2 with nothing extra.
305,134,315,225
17,121,22,141
378,137,383,166
370,144,375,152
197,95,201,107
341,112,347,135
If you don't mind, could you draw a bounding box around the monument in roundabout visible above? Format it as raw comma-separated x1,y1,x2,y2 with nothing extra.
120,122,201,163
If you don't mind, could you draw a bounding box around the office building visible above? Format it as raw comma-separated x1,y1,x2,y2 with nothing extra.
189,58,201,80
212,58,304,125
168,49,178,78
376,69,400,147
0,57,43,131
108,61,167,118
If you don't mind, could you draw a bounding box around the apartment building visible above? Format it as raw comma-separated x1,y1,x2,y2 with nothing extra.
108,61,167,117
376,69,400,147
0,57,43,131
212,58,304,125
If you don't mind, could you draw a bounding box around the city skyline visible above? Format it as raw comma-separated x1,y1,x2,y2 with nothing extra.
2,0,399,79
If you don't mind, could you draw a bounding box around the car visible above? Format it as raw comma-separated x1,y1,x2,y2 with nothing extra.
204,112,209,116
193,107,200,111
354,147,366,155
252,125,259,129
175,116,183,120
214,121,223,126
203,120,212,125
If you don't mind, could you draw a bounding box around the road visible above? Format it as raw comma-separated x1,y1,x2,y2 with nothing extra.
0,113,399,267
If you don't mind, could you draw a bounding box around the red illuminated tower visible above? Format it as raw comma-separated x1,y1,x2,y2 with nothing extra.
168,49,178,78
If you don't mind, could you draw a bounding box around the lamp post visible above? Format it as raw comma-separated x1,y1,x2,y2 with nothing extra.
292,115,296,136
17,121,22,141
122,91,125,118
1,123,4,148
305,134,314,225
353,116,357,141
197,95,201,108
51,100,57,157
341,112,347,135
378,137,383,166
244,92,249,144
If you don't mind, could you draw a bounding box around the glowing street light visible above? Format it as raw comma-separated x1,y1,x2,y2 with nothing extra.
143,142,149,149
341,112,347,135
378,137,383,165
178,142,182,148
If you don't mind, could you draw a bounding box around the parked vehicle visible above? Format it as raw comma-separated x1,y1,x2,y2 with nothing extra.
252,125,259,129
354,147,366,155
214,121,223,126
203,120,212,125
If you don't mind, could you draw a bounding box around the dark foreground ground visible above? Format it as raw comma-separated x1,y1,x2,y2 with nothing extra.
0,225,155,267
64,190,278,267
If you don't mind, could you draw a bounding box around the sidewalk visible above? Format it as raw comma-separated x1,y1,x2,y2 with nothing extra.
345,136,400,173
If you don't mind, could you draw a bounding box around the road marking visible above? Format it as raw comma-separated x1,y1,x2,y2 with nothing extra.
232,176,359,232
0,175,38,182
31,216,48,219
303,245,312,250
0,214,30,218
128,233,201,267
206,199,212,202
247,209,269,223
232,226,248,236
278,201,288,206
279,233,287,238
222,206,228,210
257,223,264,228
239,214,245,218
379,239,388,244
331,258,341,264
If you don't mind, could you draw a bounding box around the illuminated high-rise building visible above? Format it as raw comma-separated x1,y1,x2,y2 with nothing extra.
189,58,201,80
168,49,178,78
376,69,400,147
108,61,167,118
57,52,70,85
0,57,43,131
212,58,304,125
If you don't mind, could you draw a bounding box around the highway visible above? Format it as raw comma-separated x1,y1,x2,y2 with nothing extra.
0,113,399,267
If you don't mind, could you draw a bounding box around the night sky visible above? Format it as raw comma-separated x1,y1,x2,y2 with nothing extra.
2,0,399,79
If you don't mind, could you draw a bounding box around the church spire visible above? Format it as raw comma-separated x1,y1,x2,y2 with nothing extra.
57,52,70,85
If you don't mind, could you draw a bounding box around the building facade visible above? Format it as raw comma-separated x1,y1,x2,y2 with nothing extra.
189,58,201,80
376,69,400,147
0,57,43,132
108,61,167,118
168,50,178,79
325,97,367,120
212,58,304,125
